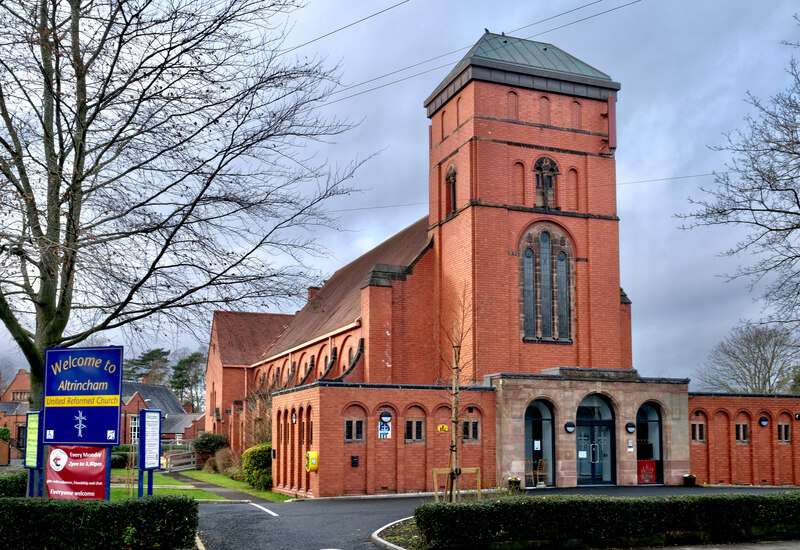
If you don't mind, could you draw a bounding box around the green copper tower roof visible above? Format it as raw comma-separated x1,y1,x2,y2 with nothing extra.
425,32,620,116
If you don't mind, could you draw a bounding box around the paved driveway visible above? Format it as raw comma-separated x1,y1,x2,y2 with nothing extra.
198,496,425,550
195,485,800,550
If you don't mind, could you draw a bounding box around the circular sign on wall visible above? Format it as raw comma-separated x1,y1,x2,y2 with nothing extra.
379,411,392,423
49,448,68,472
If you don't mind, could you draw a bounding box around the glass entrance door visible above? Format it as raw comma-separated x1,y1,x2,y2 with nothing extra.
576,424,613,484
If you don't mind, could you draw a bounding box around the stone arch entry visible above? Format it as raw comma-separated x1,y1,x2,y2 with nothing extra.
525,399,555,486
636,402,663,484
576,394,615,484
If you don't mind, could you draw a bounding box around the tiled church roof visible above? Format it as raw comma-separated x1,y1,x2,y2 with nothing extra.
261,217,431,360
213,311,294,366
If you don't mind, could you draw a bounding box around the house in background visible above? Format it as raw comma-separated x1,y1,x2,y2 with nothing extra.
0,369,31,458
206,32,800,497
120,381,205,445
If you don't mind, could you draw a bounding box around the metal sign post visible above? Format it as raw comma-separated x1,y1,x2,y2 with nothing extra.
138,409,161,497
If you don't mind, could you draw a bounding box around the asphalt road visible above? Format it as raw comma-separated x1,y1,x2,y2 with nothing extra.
197,485,800,550
198,496,426,550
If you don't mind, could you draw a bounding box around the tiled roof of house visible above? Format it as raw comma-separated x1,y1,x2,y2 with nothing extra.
213,311,294,366
0,401,21,415
262,217,432,359
162,412,203,434
122,381,186,415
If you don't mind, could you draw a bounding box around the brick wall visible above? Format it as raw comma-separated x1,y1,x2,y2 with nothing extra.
272,384,496,498
689,394,800,485
429,80,629,377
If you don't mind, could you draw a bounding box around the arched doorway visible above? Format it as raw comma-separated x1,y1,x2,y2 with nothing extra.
576,394,615,484
525,400,554,486
636,402,663,484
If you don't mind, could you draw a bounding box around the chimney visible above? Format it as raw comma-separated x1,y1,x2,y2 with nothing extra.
308,286,321,300
183,403,193,413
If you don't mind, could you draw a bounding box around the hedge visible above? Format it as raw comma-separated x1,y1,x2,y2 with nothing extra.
110,452,131,469
242,443,272,490
414,492,800,549
0,495,198,549
0,467,27,497
192,432,228,455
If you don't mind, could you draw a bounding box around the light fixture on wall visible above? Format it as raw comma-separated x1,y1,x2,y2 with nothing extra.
759,416,769,427
626,422,636,433
564,422,575,433
292,412,297,424
380,411,392,423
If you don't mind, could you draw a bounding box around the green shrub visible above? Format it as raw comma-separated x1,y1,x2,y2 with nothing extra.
413,492,800,549
0,427,10,441
242,443,272,490
110,452,130,469
0,467,27,497
202,457,218,473
223,465,245,482
115,444,132,453
214,447,236,471
0,495,197,549
192,432,228,455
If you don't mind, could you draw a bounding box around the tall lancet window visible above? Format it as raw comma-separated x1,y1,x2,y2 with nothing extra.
520,224,573,343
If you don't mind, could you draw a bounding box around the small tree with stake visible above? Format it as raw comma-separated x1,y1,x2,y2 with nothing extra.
437,287,476,503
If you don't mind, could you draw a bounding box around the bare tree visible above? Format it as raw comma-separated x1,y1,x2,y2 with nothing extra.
681,28,800,327
0,0,362,405
437,286,477,503
696,322,800,394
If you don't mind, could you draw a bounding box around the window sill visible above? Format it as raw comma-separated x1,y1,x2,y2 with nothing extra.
522,337,573,345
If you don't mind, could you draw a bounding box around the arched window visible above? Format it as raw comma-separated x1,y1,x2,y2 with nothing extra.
445,164,457,215
520,224,573,343
540,232,552,338
507,91,518,120
534,157,559,208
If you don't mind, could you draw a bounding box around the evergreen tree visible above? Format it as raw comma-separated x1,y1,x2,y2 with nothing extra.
170,352,206,411
123,349,171,384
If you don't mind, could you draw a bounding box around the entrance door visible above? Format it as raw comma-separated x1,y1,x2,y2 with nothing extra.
576,425,613,484
576,394,615,485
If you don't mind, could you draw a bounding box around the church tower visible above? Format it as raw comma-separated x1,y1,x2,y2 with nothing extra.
424,32,632,378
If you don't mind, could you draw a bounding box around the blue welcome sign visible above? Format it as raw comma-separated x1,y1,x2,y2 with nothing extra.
43,347,124,445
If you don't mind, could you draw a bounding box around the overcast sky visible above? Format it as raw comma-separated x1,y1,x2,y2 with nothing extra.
2,0,798,388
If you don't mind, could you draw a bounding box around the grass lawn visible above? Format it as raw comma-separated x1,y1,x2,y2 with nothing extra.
179,470,292,503
110,468,191,486
110,487,225,500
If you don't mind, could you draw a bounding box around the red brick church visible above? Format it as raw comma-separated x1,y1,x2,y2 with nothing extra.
205,32,800,497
